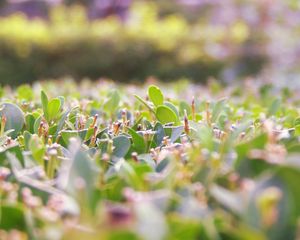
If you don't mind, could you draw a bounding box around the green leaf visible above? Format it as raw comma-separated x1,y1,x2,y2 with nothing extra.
189,122,214,150
0,103,25,138
235,133,268,164
41,90,49,121
170,126,184,143
156,105,178,124
179,101,191,116
33,115,42,134
17,84,33,101
63,138,97,208
0,145,24,167
56,108,74,135
148,85,164,106
212,98,227,122
113,135,131,158
104,90,120,113
29,134,46,165
127,127,146,153
23,130,31,150
25,113,35,133
294,117,300,127
154,122,165,146
48,98,61,121
61,129,87,146
295,125,300,137
164,102,179,118
156,158,170,172
0,205,26,231
268,98,281,116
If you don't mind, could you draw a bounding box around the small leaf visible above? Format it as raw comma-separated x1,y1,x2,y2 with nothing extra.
48,98,61,121
104,90,120,113
212,98,227,122
33,115,42,134
29,134,46,165
164,102,179,118
148,85,164,106
127,127,146,153
23,130,31,150
170,126,184,143
113,135,131,158
41,90,49,121
0,103,25,138
56,108,73,135
156,105,178,125
156,158,170,172
58,138,97,209
25,113,35,133
154,122,165,146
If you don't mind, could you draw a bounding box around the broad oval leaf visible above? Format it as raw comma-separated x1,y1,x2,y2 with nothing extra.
48,98,61,121
113,135,131,158
164,101,179,118
148,85,164,106
0,103,25,138
156,105,178,124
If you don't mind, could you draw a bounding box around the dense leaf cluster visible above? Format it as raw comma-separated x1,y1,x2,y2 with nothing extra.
0,80,299,239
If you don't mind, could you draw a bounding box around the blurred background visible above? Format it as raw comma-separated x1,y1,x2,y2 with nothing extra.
0,0,299,86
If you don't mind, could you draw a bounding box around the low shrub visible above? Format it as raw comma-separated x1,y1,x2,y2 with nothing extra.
0,80,299,239
0,2,267,85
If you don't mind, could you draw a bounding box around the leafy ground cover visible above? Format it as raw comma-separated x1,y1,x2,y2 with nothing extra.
0,80,299,239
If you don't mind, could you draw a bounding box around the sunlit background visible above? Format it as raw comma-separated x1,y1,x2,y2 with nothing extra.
0,0,299,86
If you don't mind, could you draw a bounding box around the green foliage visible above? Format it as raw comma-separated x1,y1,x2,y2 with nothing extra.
16,84,34,101
148,85,164,106
156,105,178,124
47,98,62,122
0,80,298,240
0,103,25,138
41,90,49,121
29,135,47,166
0,205,26,231
0,2,270,85
112,135,131,158
104,90,121,114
